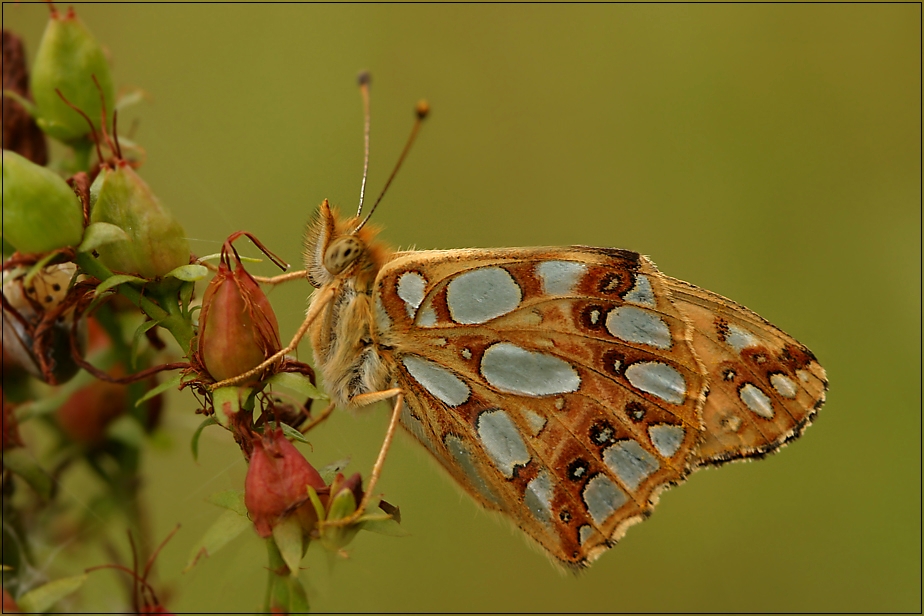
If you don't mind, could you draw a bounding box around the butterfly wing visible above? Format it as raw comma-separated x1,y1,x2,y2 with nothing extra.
371,246,708,566
663,277,827,465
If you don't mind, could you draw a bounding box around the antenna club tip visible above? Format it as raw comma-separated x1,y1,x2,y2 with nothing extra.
415,100,430,119
357,70,371,86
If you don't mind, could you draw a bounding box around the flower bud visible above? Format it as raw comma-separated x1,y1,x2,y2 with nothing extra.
197,234,282,383
328,472,364,518
244,428,326,538
2,150,84,254
89,162,190,278
30,6,115,143
317,472,367,551
56,371,126,446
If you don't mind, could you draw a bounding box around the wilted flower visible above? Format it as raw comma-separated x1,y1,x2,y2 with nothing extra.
1,262,85,384
29,5,115,143
197,232,284,384
2,30,48,165
244,428,325,538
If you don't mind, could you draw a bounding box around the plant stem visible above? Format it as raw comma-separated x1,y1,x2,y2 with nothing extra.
74,253,194,356
264,538,287,613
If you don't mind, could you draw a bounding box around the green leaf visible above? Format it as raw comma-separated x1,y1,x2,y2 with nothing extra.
16,573,88,613
191,416,219,462
305,485,326,524
327,487,357,522
212,386,244,429
78,222,129,253
320,489,363,551
206,489,247,516
106,414,144,448
3,89,37,116
267,371,328,400
318,458,351,484
272,516,304,576
95,274,146,296
179,280,196,313
23,252,62,288
130,320,160,369
183,508,251,573
136,373,181,407
115,86,146,112
360,515,409,537
165,263,208,282
278,421,310,444
272,576,310,614
2,449,53,500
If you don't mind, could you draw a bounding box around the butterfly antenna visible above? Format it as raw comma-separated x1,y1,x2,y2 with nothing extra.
355,71,372,219
353,100,429,234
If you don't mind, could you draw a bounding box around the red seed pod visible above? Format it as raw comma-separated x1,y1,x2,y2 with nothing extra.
244,428,326,538
197,232,285,384
56,364,127,446
2,588,18,612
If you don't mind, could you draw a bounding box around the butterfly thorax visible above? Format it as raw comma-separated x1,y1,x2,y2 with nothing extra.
304,200,396,407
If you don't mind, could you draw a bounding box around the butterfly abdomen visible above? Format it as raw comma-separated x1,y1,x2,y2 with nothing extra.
310,278,393,408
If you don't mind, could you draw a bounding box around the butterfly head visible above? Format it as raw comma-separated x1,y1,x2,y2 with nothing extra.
323,235,363,275
304,199,390,289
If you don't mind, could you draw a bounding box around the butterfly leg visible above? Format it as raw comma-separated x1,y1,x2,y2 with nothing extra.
209,285,335,390
299,401,335,434
320,388,404,528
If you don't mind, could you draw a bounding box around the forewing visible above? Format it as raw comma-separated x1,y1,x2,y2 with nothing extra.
663,277,827,465
373,247,708,566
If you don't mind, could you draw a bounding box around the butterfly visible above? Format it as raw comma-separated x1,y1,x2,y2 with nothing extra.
295,198,828,567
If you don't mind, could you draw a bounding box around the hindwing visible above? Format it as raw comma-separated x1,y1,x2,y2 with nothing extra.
371,247,709,566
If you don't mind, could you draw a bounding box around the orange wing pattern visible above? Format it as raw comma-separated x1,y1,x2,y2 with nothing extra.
664,277,827,465
372,247,711,565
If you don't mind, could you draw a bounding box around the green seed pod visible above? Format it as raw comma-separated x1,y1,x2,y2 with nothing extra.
30,6,115,142
89,162,190,278
1,149,84,253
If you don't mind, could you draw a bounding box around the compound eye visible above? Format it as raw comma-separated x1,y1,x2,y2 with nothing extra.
323,236,363,274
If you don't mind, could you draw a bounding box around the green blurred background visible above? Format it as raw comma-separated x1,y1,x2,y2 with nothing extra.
4,3,920,613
